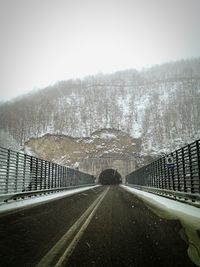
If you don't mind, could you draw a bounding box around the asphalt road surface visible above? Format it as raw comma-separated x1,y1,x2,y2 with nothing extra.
0,185,195,267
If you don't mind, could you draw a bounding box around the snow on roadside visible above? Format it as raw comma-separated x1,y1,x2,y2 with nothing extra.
121,185,200,267
0,185,101,214
121,185,200,222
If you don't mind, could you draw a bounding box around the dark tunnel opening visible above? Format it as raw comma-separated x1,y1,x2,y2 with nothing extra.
99,169,122,185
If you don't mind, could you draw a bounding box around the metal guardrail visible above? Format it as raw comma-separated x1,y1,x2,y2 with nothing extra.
0,146,95,201
126,139,200,204
0,184,95,203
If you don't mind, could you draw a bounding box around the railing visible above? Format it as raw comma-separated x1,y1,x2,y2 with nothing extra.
126,139,200,205
0,146,95,201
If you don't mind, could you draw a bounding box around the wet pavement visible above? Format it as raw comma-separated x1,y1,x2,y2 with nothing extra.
67,186,195,267
0,185,196,267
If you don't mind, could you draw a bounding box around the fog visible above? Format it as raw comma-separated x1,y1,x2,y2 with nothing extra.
0,0,200,101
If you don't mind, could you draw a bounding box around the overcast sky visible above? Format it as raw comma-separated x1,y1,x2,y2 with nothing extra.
0,0,200,101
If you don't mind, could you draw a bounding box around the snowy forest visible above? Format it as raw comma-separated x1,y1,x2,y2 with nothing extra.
0,58,200,156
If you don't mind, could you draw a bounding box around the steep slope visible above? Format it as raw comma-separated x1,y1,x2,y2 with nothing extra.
0,58,200,157
24,129,147,168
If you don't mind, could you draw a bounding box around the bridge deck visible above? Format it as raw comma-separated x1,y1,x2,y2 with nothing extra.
0,185,198,267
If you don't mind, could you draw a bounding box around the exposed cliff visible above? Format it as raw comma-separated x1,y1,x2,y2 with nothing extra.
25,129,150,168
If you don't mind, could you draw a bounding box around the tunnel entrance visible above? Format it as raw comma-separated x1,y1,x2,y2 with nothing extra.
99,169,122,185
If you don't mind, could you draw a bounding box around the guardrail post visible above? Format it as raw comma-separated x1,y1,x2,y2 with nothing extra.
55,164,57,188
35,158,38,190
160,158,163,188
64,166,66,187
146,166,151,186
44,160,47,190
188,144,194,193
57,165,59,188
58,165,61,188
64,166,67,186
152,162,155,187
6,149,10,194
155,160,158,188
163,157,167,189
61,166,64,187
51,162,53,188
166,160,171,190
29,156,33,191
150,163,153,186
40,159,43,190
175,150,180,191
196,140,200,194
48,161,51,189
23,154,26,190
181,147,187,192
162,157,166,189
171,153,175,191
15,152,19,192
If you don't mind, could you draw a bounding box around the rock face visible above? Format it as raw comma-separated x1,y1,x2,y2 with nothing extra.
24,129,146,168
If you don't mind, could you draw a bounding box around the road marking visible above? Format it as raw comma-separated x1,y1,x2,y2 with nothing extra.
36,186,109,267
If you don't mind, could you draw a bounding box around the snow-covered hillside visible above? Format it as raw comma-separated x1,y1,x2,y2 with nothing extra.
0,58,200,156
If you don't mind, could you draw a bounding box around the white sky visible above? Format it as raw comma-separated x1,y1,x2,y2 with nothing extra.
0,0,200,101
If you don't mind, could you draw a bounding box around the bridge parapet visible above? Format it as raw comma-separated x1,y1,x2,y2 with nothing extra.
126,139,200,206
0,146,95,202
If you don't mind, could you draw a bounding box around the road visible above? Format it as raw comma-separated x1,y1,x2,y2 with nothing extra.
0,185,195,267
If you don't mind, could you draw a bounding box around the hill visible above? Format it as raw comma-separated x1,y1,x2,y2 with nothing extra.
0,58,200,159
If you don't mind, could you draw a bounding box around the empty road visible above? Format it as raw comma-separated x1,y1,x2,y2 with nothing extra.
0,185,195,267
